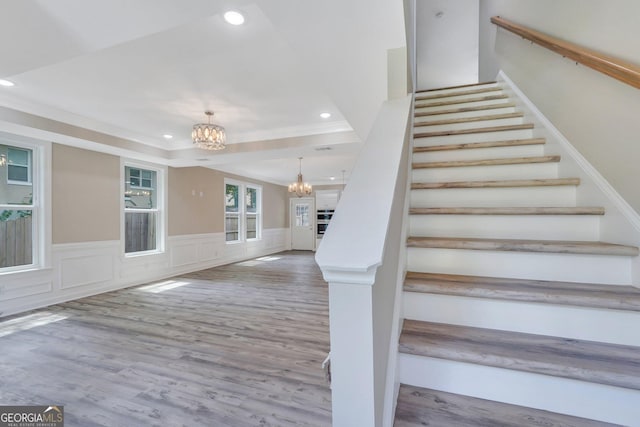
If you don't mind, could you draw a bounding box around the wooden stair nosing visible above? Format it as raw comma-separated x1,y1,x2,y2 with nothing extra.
411,178,580,190
415,103,516,118
399,320,640,391
415,94,509,109
413,155,560,169
406,236,640,256
394,385,615,427
413,138,546,153
404,271,640,312
408,207,606,215
416,81,497,93
414,112,524,128
414,123,534,139
415,86,502,102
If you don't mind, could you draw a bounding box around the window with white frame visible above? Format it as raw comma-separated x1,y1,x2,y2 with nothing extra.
225,180,261,243
124,164,163,254
0,142,39,270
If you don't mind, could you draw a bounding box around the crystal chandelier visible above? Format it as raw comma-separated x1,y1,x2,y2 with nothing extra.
288,157,312,197
192,111,226,150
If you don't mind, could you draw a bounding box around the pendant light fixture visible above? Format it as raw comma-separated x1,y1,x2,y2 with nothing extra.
288,157,312,197
192,111,226,150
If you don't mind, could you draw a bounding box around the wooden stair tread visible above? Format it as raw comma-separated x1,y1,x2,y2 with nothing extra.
415,123,533,139
395,385,616,427
414,112,523,127
406,237,640,256
415,94,509,109
415,103,516,117
411,178,579,190
415,86,502,102
413,155,560,169
399,320,640,390
404,272,640,312
416,81,497,93
413,138,545,152
409,207,605,215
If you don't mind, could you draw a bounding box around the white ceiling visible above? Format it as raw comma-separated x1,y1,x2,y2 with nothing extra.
0,0,405,186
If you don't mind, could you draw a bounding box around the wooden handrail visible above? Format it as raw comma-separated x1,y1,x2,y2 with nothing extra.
491,16,640,90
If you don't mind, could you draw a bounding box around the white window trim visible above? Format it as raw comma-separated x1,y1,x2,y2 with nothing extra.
0,136,51,275
224,178,262,244
121,159,167,258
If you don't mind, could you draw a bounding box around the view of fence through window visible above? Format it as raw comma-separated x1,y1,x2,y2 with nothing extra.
0,143,34,269
124,166,157,253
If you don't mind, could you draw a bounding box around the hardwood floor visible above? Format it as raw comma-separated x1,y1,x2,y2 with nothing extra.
0,251,331,426
394,385,618,427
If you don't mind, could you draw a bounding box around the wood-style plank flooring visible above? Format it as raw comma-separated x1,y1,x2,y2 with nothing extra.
0,251,331,426
394,385,618,427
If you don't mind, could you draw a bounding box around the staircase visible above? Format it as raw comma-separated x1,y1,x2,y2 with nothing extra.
394,82,640,426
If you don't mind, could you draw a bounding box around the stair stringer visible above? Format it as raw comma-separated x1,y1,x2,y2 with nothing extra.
498,70,640,285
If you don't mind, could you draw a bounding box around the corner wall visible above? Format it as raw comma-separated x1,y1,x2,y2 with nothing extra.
478,0,640,214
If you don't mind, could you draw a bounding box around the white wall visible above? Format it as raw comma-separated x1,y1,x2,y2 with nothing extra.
416,0,479,90
478,0,640,214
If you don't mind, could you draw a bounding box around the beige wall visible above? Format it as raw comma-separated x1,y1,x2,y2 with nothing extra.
52,144,120,243
168,167,224,235
168,167,287,236
479,0,640,213
53,145,288,242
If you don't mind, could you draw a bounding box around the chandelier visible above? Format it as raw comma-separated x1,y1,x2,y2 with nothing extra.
288,157,312,197
192,111,226,150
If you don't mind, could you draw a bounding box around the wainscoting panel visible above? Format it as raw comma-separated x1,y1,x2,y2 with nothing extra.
0,228,291,318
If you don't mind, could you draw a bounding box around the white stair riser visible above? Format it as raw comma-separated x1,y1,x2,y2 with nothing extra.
415,106,517,123
398,354,640,426
412,163,559,182
409,215,599,241
415,129,534,146
416,90,503,104
415,99,511,114
406,247,632,285
410,186,577,208
418,83,499,97
413,144,544,163
414,117,524,133
403,292,640,346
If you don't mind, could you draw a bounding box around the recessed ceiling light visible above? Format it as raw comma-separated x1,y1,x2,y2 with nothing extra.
0,79,15,87
163,134,173,139
329,176,335,181
224,10,245,25
320,112,331,119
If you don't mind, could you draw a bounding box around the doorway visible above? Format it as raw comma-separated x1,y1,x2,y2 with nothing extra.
290,197,315,250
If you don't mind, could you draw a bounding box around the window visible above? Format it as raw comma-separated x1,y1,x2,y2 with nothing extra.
245,186,259,239
7,147,31,184
225,183,240,242
225,180,261,243
124,165,163,255
1,143,37,270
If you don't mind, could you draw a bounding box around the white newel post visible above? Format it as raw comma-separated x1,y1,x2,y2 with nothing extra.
323,268,379,427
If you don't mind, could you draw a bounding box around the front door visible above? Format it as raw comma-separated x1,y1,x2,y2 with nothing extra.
290,197,315,250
